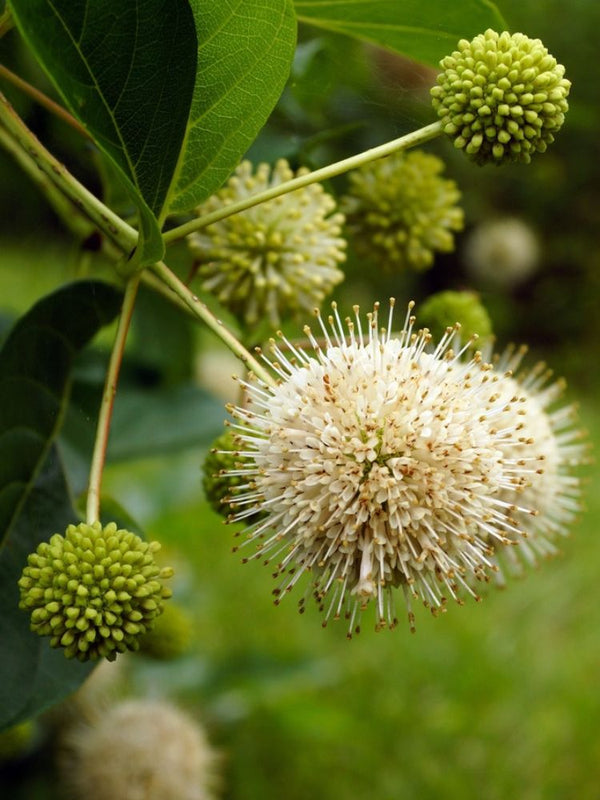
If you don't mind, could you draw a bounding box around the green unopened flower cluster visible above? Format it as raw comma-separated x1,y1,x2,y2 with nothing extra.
18,522,173,662
187,159,346,328
138,602,193,661
431,29,570,165
417,290,493,344
341,150,463,272
203,428,264,523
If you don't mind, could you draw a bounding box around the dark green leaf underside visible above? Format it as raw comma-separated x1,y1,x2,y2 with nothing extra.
0,280,122,547
9,0,198,262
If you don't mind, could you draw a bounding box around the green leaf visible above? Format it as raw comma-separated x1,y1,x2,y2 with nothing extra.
0,449,96,731
0,280,122,548
107,383,225,461
8,0,198,263
166,0,297,213
294,0,507,68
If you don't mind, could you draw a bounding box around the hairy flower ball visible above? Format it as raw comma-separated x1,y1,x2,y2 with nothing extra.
187,159,346,327
61,700,219,800
18,522,173,662
431,30,571,165
483,346,585,577
341,150,463,272
464,216,540,286
418,290,493,345
225,300,573,633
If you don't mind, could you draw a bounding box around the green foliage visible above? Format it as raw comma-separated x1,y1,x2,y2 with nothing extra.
295,0,506,67
0,450,95,731
167,0,297,213
0,281,122,547
0,282,121,729
8,0,198,264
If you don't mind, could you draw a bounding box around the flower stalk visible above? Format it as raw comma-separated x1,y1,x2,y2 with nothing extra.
86,273,141,525
163,121,444,245
150,260,275,386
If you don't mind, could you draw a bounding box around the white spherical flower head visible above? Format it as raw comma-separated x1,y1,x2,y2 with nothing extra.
227,301,543,633
464,217,540,287
483,346,584,577
187,159,346,328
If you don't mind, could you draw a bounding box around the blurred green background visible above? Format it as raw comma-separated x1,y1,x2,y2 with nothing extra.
1,0,600,798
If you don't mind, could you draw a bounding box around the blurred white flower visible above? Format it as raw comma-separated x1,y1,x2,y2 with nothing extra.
224,300,573,633
463,217,540,287
187,159,346,327
61,699,220,800
484,346,585,577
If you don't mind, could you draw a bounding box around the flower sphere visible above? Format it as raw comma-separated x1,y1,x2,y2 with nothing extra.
417,290,493,345
187,159,346,327
341,150,463,272
224,300,577,633
61,699,219,800
18,521,173,661
482,346,584,577
431,29,571,165
464,216,540,287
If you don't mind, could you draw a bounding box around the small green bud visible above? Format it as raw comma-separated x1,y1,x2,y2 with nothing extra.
418,290,493,344
341,150,463,272
18,522,173,662
137,602,194,660
431,30,570,165
203,429,264,523
0,720,37,763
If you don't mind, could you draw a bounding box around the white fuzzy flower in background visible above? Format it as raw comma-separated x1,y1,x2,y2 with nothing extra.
463,216,540,287
61,699,220,800
187,159,346,327
224,301,582,634
483,346,585,577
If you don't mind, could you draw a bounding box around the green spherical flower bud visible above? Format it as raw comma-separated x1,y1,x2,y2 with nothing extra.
137,602,193,661
203,429,264,523
431,29,570,165
341,150,463,272
18,522,173,662
418,290,493,344
187,159,346,328
0,721,37,763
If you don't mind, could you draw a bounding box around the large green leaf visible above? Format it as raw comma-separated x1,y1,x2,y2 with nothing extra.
166,0,297,213
8,0,198,263
0,280,122,547
0,449,96,731
0,282,122,730
294,0,507,68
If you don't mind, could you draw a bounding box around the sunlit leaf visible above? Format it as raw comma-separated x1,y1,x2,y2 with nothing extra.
166,0,297,213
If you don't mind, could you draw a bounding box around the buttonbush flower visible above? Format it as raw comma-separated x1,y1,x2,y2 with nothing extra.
18,521,173,661
341,150,463,272
483,346,584,577
187,159,346,328
224,300,569,633
431,29,570,165
464,216,540,286
61,699,220,800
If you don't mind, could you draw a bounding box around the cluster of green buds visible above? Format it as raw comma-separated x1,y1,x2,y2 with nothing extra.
417,289,493,345
431,29,570,165
18,522,173,662
187,159,346,328
341,150,464,272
